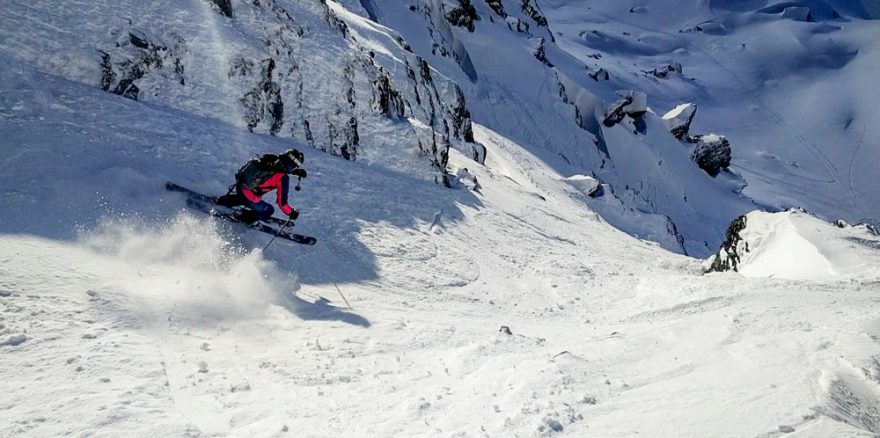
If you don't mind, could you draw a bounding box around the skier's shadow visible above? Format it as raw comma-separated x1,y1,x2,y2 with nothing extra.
278,292,371,328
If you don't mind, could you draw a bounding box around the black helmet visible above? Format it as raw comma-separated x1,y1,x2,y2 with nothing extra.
280,148,304,172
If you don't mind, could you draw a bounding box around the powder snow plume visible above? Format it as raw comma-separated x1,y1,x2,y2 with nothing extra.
77,213,296,323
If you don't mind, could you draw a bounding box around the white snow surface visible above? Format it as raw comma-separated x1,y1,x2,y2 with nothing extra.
1,1,880,437
718,209,880,281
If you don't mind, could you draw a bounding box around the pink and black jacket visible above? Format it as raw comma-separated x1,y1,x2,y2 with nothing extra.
241,172,294,216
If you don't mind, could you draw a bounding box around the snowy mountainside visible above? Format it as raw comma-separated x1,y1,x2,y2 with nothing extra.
3,45,880,437
0,0,483,178
706,209,880,280
364,0,762,255
354,0,880,255
2,1,880,437
541,0,880,232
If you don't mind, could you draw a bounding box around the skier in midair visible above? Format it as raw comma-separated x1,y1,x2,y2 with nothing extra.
217,149,308,224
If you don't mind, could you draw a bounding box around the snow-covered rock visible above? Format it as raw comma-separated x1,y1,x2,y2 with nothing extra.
705,209,880,280
646,62,682,78
690,134,732,176
602,90,647,127
662,103,697,140
564,174,603,198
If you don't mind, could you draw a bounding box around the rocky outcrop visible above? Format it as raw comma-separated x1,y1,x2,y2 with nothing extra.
690,134,731,176
206,0,233,18
444,0,480,32
91,0,483,180
588,67,609,81
705,215,748,273
98,31,185,101
661,103,733,176
661,103,697,140
564,175,604,198
521,0,548,28
533,37,553,67
486,0,505,16
602,90,647,127
412,0,479,81
372,70,406,119
645,62,682,78
236,58,284,134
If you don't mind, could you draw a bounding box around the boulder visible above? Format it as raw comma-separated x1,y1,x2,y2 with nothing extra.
444,0,479,32
646,62,682,78
564,174,603,198
588,67,610,81
662,103,697,140
690,134,731,176
602,90,647,127
455,167,481,191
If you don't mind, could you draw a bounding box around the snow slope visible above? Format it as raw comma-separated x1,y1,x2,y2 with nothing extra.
2,1,880,437
706,209,880,280
3,49,880,436
541,0,880,231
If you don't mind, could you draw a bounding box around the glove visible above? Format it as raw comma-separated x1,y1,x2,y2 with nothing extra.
288,209,300,220
291,168,307,178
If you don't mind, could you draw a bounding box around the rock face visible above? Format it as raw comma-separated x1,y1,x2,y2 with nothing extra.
207,0,233,17
646,62,682,78
602,90,647,127
80,0,488,179
99,31,185,101
705,215,748,273
662,103,697,140
690,134,732,176
444,0,479,32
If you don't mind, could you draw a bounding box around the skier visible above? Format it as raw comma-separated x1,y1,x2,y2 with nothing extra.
217,149,308,224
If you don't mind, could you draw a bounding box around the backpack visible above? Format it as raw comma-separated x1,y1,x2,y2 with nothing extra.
235,154,282,190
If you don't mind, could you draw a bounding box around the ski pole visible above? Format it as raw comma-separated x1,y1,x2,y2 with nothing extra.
263,216,293,252
333,283,353,310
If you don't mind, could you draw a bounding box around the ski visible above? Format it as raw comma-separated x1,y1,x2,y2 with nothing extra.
166,181,293,227
166,182,316,245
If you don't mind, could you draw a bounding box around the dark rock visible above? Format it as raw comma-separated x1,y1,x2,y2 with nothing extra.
690,134,731,176
521,0,548,27
706,215,748,273
661,103,697,140
98,31,186,101
588,67,609,81
373,71,405,119
99,51,116,91
240,58,284,134
603,96,632,127
646,62,682,78
533,37,553,67
486,0,506,17
448,84,475,143
602,90,646,127
507,17,530,33
445,0,480,32
499,325,512,335
207,0,234,17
